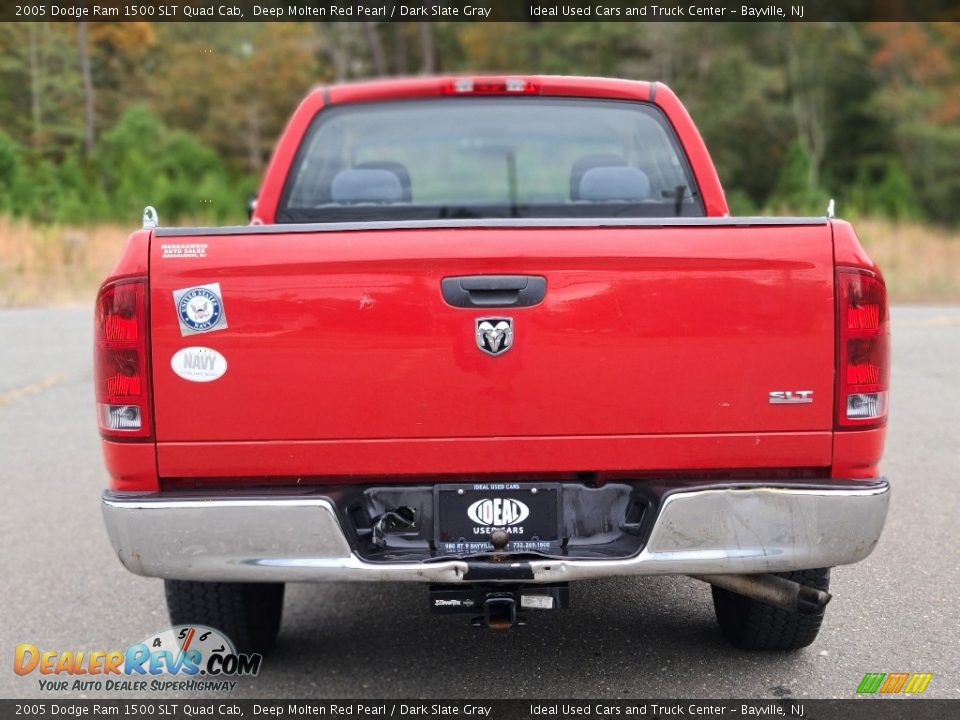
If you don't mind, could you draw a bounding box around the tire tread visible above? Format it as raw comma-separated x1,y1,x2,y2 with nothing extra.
711,569,830,651
164,580,284,654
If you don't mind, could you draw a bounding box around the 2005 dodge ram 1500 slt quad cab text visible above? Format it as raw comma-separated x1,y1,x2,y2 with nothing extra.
97,75,890,653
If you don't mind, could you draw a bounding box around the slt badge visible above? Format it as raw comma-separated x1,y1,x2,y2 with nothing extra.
476,317,513,356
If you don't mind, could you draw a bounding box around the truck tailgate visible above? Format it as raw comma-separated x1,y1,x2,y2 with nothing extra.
149,223,836,475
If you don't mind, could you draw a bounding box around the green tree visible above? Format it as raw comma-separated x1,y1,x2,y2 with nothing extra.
0,130,25,214
769,141,827,214
94,106,239,223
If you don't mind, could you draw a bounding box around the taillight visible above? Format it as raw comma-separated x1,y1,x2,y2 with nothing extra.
836,268,889,429
95,278,152,439
442,77,539,95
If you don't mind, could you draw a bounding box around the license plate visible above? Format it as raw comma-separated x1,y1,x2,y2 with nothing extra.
434,483,561,555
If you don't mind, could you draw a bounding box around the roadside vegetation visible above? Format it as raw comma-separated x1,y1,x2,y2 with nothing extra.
0,22,957,304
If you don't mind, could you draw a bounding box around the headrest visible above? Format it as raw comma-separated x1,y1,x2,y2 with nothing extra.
330,168,405,204
577,166,651,202
355,162,412,201
570,153,628,199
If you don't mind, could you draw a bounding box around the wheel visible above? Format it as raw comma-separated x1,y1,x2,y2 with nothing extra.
711,568,830,651
164,580,284,655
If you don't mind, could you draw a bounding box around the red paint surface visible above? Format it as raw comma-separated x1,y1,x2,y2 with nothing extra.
148,225,836,445
155,433,833,480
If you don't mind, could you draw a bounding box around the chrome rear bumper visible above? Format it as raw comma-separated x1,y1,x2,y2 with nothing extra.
101,481,889,583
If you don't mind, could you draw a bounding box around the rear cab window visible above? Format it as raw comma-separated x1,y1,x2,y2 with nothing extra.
278,97,703,223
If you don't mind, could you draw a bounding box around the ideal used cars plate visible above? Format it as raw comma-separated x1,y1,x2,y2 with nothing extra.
434,483,562,555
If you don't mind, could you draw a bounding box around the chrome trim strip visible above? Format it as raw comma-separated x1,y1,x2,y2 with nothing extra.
154,216,829,237
101,481,888,584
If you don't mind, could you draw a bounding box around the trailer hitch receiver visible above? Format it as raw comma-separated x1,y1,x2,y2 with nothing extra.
481,593,520,630
429,583,569,629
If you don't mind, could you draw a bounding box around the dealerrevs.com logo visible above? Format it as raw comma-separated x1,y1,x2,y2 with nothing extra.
856,672,933,695
14,625,261,693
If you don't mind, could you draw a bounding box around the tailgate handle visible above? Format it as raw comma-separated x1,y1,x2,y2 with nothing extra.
441,275,547,308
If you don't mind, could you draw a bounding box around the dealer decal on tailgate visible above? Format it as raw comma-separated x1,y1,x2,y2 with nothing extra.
436,484,561,555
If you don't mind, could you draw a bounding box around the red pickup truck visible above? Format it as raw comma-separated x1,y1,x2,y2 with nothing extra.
98,75,890,653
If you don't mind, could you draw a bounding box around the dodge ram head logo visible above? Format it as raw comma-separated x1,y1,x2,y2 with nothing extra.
475,317,513,356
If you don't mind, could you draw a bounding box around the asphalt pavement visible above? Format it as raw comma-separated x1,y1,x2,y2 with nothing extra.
1,305,957,700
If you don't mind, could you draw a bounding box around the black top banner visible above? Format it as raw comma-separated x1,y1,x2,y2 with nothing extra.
2,699,959,719
3,0,960,23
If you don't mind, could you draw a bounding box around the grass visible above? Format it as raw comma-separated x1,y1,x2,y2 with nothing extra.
0,214,957,306
0,216,130,306
853,217,960,303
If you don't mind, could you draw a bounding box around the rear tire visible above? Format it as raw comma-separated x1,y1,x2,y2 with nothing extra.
711,568,830,651
164,580,284,655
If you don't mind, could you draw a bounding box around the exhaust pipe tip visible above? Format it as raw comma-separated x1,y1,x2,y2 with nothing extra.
797,584,832,614
692,573,832,614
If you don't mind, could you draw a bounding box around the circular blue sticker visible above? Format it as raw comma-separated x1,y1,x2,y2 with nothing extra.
177,287,223,332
